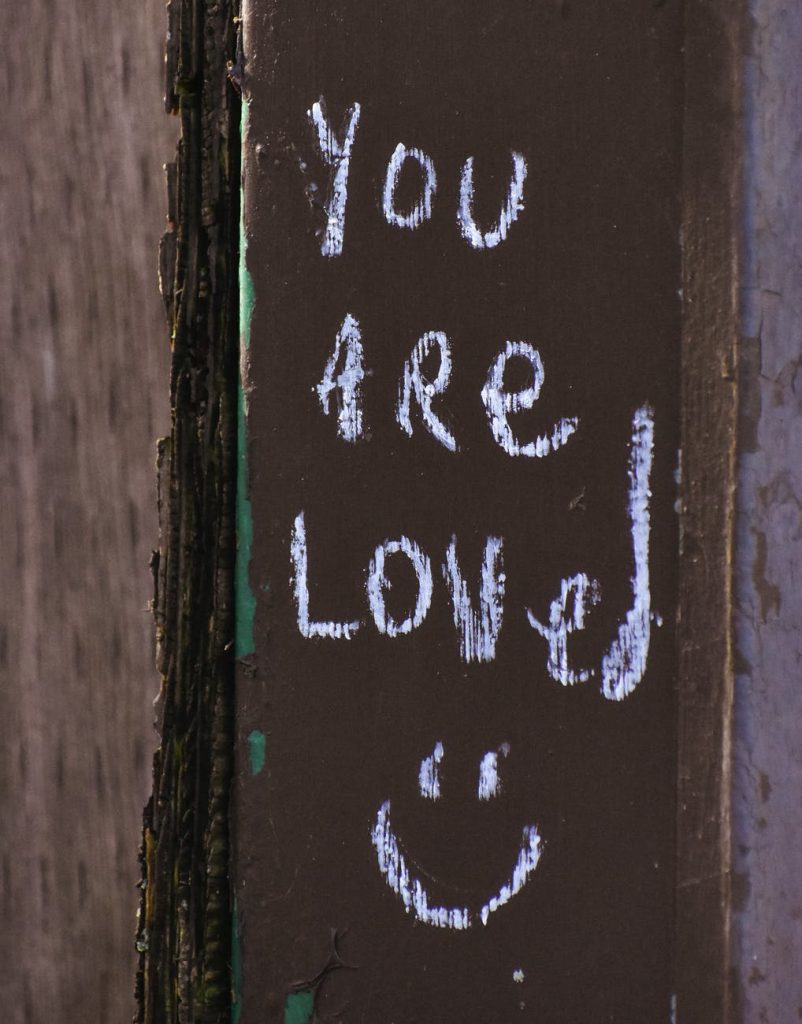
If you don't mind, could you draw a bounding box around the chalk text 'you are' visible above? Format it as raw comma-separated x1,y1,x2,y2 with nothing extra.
287,100,662,704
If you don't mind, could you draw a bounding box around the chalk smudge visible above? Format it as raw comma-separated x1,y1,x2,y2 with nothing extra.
478,743,510,801
418,741,444,800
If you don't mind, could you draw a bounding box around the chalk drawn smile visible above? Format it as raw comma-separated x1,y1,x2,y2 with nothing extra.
370,743,542,930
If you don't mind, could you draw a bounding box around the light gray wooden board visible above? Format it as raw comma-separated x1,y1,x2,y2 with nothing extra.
734,2,802,1017
0,2,175,1020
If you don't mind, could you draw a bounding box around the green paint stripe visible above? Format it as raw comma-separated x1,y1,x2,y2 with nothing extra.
239,98,255,353
284,990,315,1024
236,387,256,657
247,729,266,775
236,96,256,658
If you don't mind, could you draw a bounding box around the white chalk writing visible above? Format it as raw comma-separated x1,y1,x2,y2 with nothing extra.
316,313,367,442
308,100,361,258
383,143,437,230
458,152,528,250
482,341,578,458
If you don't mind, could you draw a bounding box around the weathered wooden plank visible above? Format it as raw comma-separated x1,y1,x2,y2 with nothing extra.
235,2,693,1020
0,2,174,1021
732,1,802,1018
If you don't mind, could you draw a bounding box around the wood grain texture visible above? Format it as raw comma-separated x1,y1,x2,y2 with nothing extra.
134,1,240,1021
677,1,743,1020
733,2,802,1018
0,2,175,1021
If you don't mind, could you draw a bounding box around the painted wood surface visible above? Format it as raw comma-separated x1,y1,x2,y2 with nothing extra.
236,2,695,1020
0,1,174,1021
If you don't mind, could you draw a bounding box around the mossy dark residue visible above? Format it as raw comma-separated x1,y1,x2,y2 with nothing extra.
135,0,241,1021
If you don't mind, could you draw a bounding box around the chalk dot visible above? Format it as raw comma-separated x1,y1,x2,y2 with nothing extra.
513,969,525,984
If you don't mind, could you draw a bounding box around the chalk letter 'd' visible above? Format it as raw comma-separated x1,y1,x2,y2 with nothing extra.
526,405,659,700
600,404,658,701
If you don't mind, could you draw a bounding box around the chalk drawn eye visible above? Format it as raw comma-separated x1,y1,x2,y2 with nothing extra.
418,741,444,800
478,742,510,801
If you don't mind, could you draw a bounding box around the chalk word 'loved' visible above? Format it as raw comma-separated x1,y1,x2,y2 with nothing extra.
291,405,660,702
317,314,578,456
308,99,527,257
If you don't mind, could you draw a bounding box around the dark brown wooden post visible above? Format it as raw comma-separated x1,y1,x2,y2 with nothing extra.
233,2,729,1021
134,1,802,1022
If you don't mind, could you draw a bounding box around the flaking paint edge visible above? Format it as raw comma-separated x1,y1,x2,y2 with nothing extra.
284,990,315,1024
233,91,254,1024
247,729,266,776
236,95,256,659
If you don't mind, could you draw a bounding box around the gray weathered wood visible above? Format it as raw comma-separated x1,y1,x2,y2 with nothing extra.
734,2,802,1018
0,3,174,1020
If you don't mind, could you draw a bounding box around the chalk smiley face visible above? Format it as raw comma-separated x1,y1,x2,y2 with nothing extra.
370,742,543,930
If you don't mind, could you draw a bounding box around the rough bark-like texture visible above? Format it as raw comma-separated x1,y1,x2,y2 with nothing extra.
733,3,802,1019
0,2,175,1022
134,1,240,1022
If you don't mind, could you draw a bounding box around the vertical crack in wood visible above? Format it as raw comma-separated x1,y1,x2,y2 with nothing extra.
135,1,240,1021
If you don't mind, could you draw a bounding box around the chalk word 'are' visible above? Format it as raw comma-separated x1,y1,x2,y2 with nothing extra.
308,100,527,257
291,405,659,702
317,313,578,457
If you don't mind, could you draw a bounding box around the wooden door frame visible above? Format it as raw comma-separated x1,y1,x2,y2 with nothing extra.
136,1,746,1020
677,0,743,1019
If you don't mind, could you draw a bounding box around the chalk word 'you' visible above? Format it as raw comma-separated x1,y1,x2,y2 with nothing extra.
291,406,661,702
317,314,578,456
308,100,527,257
